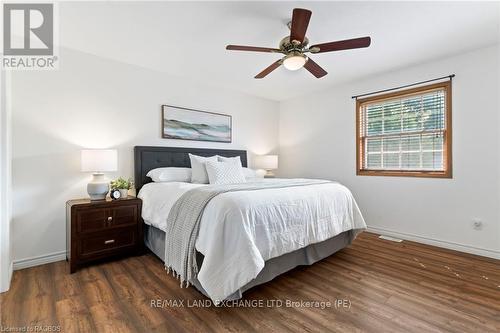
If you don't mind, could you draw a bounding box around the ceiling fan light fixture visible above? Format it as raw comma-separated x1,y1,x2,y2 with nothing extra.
225,8,371,79
283,53,307,71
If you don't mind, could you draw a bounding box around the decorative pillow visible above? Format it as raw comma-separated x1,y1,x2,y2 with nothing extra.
146,167,192,183
189,154,217,184
217,155,242,167
205,161,246,185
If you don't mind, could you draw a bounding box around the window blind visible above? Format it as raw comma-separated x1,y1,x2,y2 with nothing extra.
358,85,449,173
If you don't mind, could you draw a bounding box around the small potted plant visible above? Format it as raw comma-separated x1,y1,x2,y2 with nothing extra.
110,177,133,198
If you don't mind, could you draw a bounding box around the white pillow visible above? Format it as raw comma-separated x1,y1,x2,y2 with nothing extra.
189,154,218,184
147,167,192,183
242,167,264,180
217,155,242,167
205,161,246,185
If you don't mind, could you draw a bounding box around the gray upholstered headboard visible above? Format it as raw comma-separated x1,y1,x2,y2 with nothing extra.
134,146,247,191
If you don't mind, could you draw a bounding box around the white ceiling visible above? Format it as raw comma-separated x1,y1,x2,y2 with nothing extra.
60,1,500,101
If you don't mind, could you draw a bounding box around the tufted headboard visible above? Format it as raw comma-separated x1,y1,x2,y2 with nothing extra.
134,146,247,191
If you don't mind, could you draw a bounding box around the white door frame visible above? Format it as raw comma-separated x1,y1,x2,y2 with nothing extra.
0,69,12,293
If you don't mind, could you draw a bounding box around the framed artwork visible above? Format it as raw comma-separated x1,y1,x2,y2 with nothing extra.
162,105,232,143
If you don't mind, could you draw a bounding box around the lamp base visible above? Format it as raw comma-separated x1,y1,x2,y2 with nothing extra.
87,173,109,200
264,170,275,178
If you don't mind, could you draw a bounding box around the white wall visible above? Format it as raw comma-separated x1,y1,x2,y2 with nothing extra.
10,47,279,264
0,70,13,291
279,45,500,258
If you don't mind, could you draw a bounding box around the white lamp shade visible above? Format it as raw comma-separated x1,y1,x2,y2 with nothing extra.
81,149,118,173
254,155,278,170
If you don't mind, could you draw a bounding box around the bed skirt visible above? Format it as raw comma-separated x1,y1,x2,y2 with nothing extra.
144,224,354,300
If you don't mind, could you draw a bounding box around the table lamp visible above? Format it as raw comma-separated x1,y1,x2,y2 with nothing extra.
254,155,278,178
81,149,117,200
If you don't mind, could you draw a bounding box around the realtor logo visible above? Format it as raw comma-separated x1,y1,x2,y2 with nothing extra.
2,3,58,69
3,3,53,55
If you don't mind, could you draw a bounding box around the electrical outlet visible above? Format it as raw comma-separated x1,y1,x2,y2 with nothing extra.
472,218,483,230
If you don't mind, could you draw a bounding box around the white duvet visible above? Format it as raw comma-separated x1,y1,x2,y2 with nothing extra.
139,179,366,301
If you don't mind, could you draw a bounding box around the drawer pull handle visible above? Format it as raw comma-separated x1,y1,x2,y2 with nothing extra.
107,217,113,222
104,239,115,244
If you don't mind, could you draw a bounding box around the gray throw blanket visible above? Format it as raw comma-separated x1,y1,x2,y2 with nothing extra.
164,178,331,287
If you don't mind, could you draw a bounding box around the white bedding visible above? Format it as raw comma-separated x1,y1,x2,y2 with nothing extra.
139,182,205,230
138,179,366,301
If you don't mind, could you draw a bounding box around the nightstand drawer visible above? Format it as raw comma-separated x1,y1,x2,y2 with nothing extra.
109,205,137,228
76,208,108,233
79,228,137,257
76,205,137,233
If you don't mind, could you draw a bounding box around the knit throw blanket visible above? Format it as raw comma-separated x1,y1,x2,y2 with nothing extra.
164,179,332,287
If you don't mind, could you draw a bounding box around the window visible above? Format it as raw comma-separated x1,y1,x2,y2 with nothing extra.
356,81,452,178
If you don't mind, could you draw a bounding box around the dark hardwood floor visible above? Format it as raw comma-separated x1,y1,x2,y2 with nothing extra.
1,232,499,332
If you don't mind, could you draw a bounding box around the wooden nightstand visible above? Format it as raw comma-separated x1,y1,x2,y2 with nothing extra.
66,197,143,273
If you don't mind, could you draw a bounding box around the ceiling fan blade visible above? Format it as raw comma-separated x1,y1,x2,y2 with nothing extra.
255,60,282,79
310,37,371,53
226,45,281,53
290,8,312,44
304,58,328,78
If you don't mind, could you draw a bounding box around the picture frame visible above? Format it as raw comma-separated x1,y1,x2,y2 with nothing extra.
162,105,232,143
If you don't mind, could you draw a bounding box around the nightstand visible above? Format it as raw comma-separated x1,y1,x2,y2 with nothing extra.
66,196,143,273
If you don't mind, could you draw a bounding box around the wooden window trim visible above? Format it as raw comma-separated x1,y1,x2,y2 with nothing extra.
356,81,452,178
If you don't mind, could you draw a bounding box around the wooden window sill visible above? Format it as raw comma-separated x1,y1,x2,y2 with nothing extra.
357,169,452,178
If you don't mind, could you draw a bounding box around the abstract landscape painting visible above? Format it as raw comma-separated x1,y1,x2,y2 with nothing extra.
162,105,232,143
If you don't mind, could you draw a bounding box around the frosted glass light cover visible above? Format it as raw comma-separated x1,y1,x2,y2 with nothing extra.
283,55,307,71
254,155,278,170
81,149,118,172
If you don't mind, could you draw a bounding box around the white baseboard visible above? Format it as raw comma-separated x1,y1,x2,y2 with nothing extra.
367,226,500,260
13,251,66,270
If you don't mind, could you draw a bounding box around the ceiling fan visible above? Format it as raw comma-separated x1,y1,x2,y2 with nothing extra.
226,8,371,79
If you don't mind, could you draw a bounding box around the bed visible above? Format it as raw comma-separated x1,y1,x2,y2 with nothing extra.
134,146,366,302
